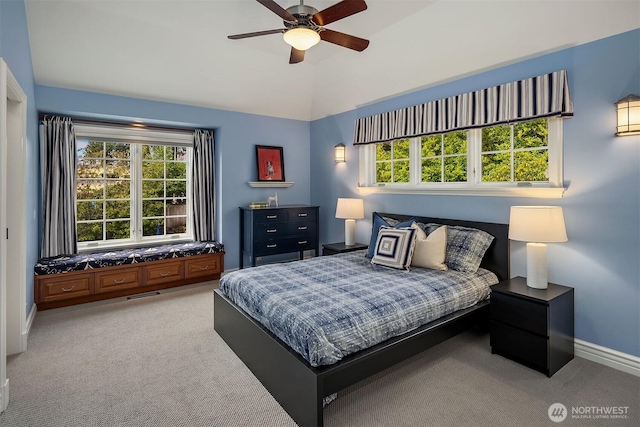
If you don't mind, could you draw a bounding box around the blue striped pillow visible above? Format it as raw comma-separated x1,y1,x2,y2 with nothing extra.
370,226,417,271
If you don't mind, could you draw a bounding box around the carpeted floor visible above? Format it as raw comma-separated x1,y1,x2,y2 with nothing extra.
0,282,638,427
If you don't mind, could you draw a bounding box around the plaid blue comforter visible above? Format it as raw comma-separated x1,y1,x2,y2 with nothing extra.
219,251,496,367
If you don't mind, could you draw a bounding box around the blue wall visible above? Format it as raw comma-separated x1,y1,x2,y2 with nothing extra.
0,0,39,317
311,29,640,357
35,85,312,270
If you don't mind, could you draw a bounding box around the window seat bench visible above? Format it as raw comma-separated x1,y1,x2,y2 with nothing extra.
34,241,224,310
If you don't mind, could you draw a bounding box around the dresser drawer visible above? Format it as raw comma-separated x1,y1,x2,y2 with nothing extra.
252,210,288,223
491,292,548,336
253,221,316,240
288,208,317,221
37,274,93,302
253,237,317,257
185,255,221,279
95,266,141,294
490,320,548,370
143,261,183,286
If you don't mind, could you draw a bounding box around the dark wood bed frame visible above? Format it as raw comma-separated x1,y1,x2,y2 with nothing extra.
214,213,509,427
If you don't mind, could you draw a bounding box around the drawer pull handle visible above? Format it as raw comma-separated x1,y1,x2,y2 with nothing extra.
298,213,308,217
267,244,277,248
298,240,308,245
266,229,277,233
113,278,126,284
61,285,76,292
159,271,170,277
298,226,308,230
198,265,209,271
267,215,277,219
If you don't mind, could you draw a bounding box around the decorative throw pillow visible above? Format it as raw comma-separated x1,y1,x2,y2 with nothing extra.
370,226,417,271
410,223,448,271
420,223,494,273
365,213,417,259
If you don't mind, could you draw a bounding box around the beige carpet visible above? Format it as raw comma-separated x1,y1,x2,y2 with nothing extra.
1,283,638,427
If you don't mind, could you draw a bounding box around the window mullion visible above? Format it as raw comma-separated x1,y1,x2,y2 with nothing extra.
133,144,142,241
409,137,420,185
510,125,515,182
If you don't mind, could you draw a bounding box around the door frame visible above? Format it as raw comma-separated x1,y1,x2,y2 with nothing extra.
0,57,28,413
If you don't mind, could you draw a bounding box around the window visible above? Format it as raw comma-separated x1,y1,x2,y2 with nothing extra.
359,118,563,197
376,139,410,183
480,118,548,183
74,125,193,250
420,131,467,183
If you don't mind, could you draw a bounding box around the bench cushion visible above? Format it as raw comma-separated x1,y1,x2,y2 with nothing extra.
35,241,224,275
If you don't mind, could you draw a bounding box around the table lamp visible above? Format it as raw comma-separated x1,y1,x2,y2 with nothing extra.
335,198,364,246
509,206,567,289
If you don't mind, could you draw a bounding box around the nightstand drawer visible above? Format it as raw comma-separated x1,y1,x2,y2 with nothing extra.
491,292,548,336
490,320,548,370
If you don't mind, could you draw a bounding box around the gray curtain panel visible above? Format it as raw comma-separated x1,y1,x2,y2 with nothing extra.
40,116,77,257
192,129,216,241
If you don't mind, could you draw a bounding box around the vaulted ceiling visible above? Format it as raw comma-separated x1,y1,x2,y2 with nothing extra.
25,0,640,121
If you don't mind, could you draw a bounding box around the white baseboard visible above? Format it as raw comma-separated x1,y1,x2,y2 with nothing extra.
21,303,37,352
0,378,8,413
575,339,640,377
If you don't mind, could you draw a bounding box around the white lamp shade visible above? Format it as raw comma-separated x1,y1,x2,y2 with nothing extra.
509,206,567,243
335,198,364,219
283,28,320,51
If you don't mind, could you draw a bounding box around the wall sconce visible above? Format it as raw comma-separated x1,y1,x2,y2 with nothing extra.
615,94,640,136
334,143,346,162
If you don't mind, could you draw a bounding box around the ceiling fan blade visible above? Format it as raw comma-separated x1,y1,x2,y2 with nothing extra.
228,29,285,40
289,48,305,64
257,0,298,22
312,0,367,26
320,29,369,51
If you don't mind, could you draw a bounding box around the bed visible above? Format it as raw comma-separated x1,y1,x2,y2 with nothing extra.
214,213,509,427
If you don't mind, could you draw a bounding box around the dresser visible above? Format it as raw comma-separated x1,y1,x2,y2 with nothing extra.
490,277,574,377
239,205,320,268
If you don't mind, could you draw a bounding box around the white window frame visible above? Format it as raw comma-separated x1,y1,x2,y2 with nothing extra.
74,124,194,252
358,118,564,198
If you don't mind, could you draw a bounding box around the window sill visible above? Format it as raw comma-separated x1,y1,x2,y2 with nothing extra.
355,185,565,198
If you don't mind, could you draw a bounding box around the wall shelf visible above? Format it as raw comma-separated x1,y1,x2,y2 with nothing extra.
247,182,294,188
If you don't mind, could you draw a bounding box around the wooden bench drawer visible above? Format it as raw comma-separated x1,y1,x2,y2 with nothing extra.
185,255,221,280
37,274,93,302
143,261,183,286
95,266,141,294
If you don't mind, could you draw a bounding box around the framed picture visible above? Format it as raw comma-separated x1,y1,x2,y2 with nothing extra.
255,145,285,182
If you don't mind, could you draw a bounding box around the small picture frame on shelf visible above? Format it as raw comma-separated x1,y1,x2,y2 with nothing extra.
256,145,285,182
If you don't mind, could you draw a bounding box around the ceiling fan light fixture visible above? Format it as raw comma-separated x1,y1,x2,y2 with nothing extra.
283,27,320,51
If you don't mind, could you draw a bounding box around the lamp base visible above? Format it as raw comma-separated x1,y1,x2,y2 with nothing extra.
526,242,548,289
344,219,356,246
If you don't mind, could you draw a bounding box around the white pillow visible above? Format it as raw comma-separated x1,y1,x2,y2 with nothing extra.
410,223,448,271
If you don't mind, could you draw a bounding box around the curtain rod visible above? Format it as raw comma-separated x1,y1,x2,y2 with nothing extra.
38,114,200,134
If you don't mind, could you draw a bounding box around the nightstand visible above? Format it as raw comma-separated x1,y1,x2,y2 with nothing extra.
322,242,368,256
490,277,574,377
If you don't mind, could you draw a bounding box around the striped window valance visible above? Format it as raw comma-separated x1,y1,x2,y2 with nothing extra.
353,70,573,145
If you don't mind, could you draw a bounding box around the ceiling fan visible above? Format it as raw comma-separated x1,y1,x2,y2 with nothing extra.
228,0,369,64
